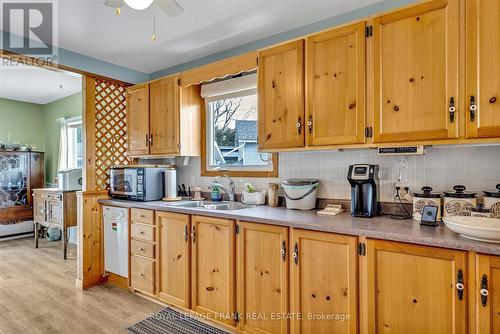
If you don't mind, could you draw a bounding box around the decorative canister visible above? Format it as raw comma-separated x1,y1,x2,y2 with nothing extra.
483,184,500,218
443,185,477,217
267,183,279,207
412,186,442,221
470,203,491,218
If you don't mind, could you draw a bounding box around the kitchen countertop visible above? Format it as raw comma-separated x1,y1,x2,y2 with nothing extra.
98,198,500,256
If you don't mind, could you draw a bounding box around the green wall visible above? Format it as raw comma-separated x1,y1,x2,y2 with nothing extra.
43,93,83,184
0,98,45,150
0,93,82,184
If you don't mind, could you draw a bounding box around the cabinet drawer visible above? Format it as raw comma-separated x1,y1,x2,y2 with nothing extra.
41,193,62,201
131,255,155,295
131,239,155,259
131,208,154,225
131,223,155,242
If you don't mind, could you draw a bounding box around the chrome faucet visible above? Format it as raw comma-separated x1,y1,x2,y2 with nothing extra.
208,175,236,202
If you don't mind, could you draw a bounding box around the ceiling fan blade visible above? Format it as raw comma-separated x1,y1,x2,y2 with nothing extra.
157,0,184,17
104,0,124,8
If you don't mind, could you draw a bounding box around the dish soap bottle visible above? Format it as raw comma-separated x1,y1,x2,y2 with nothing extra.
211,183,222,202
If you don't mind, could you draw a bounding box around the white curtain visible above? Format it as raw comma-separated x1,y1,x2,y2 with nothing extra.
56,117,68,172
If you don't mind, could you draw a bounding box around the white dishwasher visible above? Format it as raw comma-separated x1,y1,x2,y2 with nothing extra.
103,206,129,278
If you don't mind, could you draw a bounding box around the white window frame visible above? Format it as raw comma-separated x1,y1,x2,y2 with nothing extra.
66,116,83,169
204,88,273,173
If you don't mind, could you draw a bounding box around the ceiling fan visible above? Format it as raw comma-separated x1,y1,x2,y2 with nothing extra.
104,0,184,17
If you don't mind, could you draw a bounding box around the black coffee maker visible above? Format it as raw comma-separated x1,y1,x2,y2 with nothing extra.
347,164,380,218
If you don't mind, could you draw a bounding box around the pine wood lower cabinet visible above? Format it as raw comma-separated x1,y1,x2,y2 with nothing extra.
290,229,358,334
236,222,289,334
191,215,236,326
157,212,191,309
363,239,467,334
126,209,500,334
130,208,156,296
475,254,500,334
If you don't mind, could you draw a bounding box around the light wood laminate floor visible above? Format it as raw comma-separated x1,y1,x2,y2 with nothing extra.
0,237,162,334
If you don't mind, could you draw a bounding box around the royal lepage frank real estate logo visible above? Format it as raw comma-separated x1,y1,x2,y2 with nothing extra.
1,0,58,65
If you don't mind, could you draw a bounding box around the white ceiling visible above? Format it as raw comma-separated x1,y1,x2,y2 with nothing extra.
0,63,82,104
54,0,382,73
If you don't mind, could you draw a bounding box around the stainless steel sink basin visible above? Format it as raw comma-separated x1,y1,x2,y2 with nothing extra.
168,200,254,211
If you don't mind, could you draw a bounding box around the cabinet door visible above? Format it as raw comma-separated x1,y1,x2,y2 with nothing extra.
306,22,366,146
290,230,358,334
191,216,235,326
466,0,500,138
364,240,467,334
258,40,305,149
49,200,63,225
371,0,460,143
157,212,190,309
150,76,180,155
236,222,289,334
33,195,46,223
476,254,500,334
126,83,150,155
131,255,155,295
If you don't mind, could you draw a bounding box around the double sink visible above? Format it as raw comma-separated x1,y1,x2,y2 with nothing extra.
164,200,255,211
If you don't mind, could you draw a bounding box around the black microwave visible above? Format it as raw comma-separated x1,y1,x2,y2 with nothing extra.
109,167,165,201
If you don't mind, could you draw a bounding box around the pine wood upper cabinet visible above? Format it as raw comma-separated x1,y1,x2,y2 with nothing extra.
475,254,500,334
258,40,305,149
371,0,460,143
191,216,236,326
126,83,149,155
126,75,201,157
157,212,190,309
306,22,366,146
150,76,180,155
466,0,500,138
364,239,467,334
291,230,358,334
236,222,289,334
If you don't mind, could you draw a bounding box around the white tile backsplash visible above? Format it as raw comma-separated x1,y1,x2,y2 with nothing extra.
176,145,500,202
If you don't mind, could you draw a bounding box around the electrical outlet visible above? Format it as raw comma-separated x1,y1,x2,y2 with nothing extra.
394,183,412,201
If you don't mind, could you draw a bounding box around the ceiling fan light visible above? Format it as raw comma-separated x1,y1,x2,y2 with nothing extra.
124,0,154,10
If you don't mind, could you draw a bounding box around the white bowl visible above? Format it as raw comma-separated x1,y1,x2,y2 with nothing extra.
443,216,500,243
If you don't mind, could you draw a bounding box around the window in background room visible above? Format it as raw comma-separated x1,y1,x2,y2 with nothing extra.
67,119,83,168
202,74,273,173
57,116,83,171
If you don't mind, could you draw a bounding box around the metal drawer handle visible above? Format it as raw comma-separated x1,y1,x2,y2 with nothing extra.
470,95,477,122
456,269,464,300
139,248,145,252
281,240,286,262
449,97,456,123
481,274,488,307
139,231,145,235
292,242,299,265
139,273,145,278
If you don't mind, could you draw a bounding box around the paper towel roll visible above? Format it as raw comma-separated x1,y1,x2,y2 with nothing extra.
164,168,177,199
